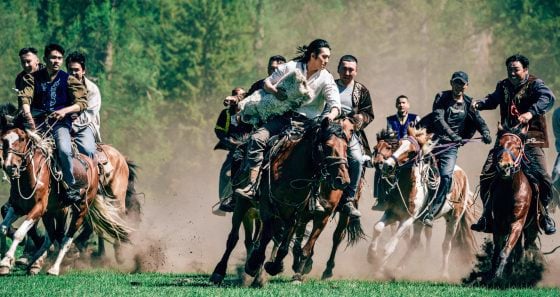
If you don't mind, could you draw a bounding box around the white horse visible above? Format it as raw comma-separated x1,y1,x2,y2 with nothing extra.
367,127,477,279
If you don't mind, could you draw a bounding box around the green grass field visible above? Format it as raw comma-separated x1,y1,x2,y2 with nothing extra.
0,269,557,297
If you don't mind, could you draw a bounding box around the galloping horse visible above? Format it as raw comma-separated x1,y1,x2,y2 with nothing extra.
210,143,261,285
243,118,351,284
490,124,539,278
291,169,365,280
368,127,477,278
0,104,131,275
73,143,141,262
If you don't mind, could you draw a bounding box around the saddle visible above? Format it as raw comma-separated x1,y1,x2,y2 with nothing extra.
93,144,113,184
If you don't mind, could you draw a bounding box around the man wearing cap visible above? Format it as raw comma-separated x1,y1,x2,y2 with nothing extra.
422,71,492,227
471,54,556,234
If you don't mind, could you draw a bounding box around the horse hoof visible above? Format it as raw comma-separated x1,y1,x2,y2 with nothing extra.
244,263,258,278
321,270,333,280
0,266,10,275
209,273,224,285
27,267,41,275
15,257,29,266
47,268,60,276
264,261,283,276
291,273,304,283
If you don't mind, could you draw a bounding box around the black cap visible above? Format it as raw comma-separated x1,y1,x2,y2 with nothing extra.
451,71,469,84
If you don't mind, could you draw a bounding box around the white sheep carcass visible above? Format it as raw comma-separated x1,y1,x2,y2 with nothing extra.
237,69,312,125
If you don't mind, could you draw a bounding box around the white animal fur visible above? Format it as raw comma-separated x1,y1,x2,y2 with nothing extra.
237,69,312,125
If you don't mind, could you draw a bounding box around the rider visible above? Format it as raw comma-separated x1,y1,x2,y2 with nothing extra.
66,51,101,157
234,39,341,201
372,95,420,210
335,54,374,218
471,54,556,235
15,47,44,94
247,55,287,95
422,71,492,227
17,43,88,205
214,87,252,212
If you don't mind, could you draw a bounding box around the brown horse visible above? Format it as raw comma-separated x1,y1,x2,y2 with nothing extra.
73,144,141,263
292,168,365,281
368,127,477,278
0,105,131,275
243,118,351,284
210,143,262,286
490,125,539,278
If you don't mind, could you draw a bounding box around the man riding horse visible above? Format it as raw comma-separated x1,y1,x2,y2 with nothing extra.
422,71,492,227
471,54,556,235
235,39,341,201
17,43,88,205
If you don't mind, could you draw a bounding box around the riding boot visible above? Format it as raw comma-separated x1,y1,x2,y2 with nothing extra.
234,168,259,200
471,198,493,233
539,206,556,235
371,170,387,211
422,177,451,227
218,196,235,212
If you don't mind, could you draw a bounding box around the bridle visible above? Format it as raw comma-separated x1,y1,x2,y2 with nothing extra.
496,132,526,174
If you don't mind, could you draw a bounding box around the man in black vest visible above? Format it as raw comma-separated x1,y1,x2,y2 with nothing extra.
471,54,556,234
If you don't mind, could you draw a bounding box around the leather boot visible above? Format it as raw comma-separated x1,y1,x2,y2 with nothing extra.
540,206,556,235
234,168,259,200
471,200,493,233
218,197,235,212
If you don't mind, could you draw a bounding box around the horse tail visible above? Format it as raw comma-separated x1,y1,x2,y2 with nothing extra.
452,176,478,262
125,159,142,222
345,217,366,247
87,194,133,243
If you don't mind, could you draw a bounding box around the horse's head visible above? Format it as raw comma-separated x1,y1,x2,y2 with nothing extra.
314,117,352,190
0,103,29,178
373,129,399,171
495,123,527,178
382,126,434,174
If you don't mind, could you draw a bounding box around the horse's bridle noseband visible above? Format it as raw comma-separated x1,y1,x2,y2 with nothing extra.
496,132,525,171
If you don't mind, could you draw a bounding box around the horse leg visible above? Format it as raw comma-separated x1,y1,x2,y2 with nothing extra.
242,211,254,254
441,217,460,279
322,213,348,280
379,217,415,274
292,212,331,283
291,219,307,273
395,221,423,272
0,217,36,275
495,221,524,278
423,224,432,255
367,212,395,265
47,204,89,276
27,234,51,275
210,199,251,284
264,222,296,277
245,218,274,278
0,206,19,258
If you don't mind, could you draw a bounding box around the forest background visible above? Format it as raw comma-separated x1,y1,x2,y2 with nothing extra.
0,0,558,219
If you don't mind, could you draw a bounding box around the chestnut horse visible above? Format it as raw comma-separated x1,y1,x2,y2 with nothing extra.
490,125,539,278
73,144,141,262
0,105,131,275
368,127,477,278
292,171,365,281
243,118,351,284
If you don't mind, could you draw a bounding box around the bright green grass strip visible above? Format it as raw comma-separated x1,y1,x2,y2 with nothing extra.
0,270,557,297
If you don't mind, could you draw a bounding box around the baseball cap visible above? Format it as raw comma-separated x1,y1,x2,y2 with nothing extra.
451,71,469,84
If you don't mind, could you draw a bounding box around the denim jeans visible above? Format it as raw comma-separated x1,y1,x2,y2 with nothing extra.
344,133,363,201
73,126,97,158
52,124,75,186
430,146,458,214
